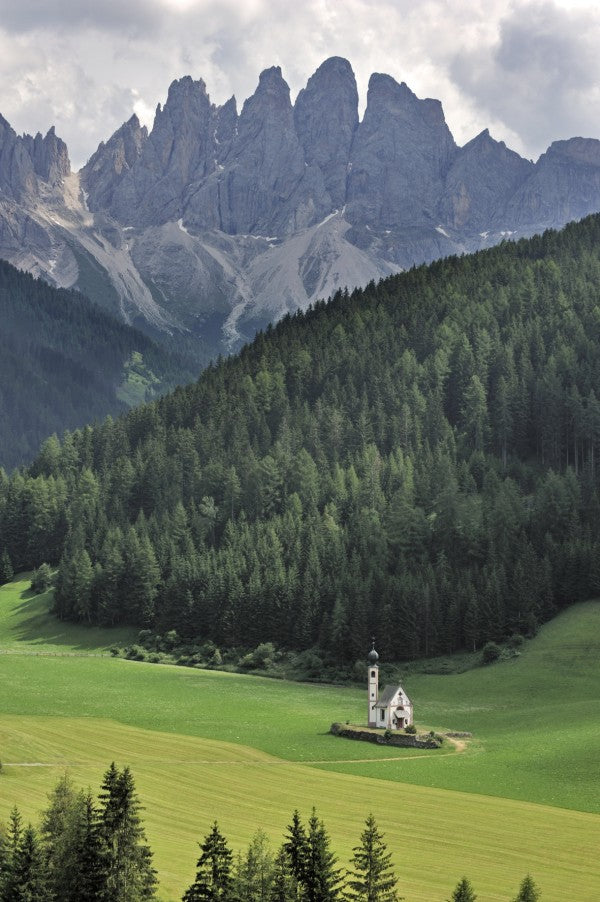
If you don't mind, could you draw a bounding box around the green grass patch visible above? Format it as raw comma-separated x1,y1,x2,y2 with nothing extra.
0,574,136,653
1,579,600,899
117,350,161,407
1,717,598,902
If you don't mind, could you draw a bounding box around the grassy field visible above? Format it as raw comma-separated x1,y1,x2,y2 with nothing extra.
0,575,136,653
1,576,599,900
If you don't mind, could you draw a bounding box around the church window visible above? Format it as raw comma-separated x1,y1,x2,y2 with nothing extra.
371,670,376,677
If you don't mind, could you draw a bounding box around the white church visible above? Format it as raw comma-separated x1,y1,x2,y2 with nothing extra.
367,643,413,730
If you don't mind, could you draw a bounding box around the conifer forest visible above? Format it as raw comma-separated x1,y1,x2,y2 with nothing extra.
3,216,600,664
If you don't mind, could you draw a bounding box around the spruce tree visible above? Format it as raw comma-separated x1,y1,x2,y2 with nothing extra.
344,814,399,902
67,790,108,902
448,876,477,902
0,548,13,584
99,762,157,900
41,779,107,902
234,829,274,902
302,809,342,902
269,847,297,902
2,824,47,902
512,874,540,902
283,810,308,892
40,772,77,897
183,821,234,902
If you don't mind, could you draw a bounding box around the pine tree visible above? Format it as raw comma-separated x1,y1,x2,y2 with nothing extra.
302,809,342,902
40,772,77,897
0,548,13,584
234,829,273,902
183,821,234,902
269,847,297,902
0,808,22,901
344,814,399,902
68,790,108,902
2,824,47,902
40,776,107,902
512,874,540,902
283,810,309,893
99,762,157,900
448,876,477,902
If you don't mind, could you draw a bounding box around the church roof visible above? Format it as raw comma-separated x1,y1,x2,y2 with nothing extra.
374,684,410,707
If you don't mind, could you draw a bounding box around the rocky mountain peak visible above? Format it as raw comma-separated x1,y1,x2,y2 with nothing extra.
545,137,600,167
294,56,358,208
347,72,456,234
240,66,292,122
82,113,148,211
106,73,217,225
440,129,533,231
0,118,70,200
256,65,286,93
503,136,600,231
31,126,71,185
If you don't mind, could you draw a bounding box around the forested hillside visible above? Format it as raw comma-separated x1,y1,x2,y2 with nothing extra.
0,260,192,469
3,216,600,662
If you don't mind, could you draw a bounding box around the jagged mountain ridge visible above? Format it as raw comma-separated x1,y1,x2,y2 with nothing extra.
2,56,600,359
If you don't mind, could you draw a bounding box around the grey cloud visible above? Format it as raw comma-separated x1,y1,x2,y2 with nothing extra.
0,0,164,35
450,1,600,157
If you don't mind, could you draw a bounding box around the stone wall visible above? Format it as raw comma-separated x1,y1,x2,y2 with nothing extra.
330,723,442,749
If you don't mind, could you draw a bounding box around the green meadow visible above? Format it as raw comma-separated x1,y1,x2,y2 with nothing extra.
1,576,599,901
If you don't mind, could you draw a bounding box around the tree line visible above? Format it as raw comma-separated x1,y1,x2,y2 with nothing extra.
3,216,600,661
0,767,540,901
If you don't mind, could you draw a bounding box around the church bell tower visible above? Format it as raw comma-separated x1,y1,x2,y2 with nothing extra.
367,640,379,727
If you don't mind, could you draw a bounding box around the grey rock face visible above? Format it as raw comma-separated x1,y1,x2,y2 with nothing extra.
188,66,329,236
501,137,600,231
294,56,358,209
82,115,148,211
440,129,533,232
347,74,457,231
0,116,70,202
0,115,37,199
29,127,71,185
109,76,216,226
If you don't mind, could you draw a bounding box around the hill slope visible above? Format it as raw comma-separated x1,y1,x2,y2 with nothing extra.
2,215,600,661
0,258,193,469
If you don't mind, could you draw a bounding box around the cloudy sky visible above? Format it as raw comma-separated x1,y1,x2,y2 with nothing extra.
0,0,598,169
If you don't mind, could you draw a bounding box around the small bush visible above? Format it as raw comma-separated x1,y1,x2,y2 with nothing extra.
481,641,501,664
209,648,223,667
405,724,417,735
508,633,525,650
31,563,52,594
239,642,277,671
162,630,179,651
384,729,392,740
125,645,146,661
109,646,121,657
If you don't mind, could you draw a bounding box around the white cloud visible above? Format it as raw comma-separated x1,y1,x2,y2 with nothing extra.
0,0,597,168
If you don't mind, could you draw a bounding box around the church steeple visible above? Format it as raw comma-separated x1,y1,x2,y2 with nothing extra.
367,638,379,727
